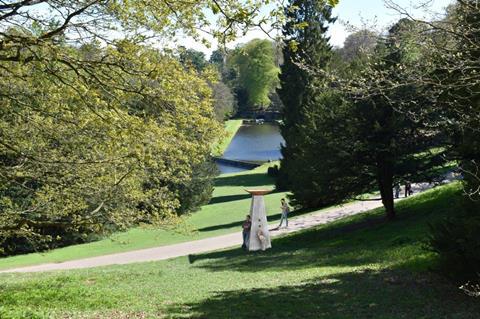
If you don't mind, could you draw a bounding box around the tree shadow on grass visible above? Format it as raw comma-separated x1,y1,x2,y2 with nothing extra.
214,173,274,188
166,269,480,319
208,194,252,205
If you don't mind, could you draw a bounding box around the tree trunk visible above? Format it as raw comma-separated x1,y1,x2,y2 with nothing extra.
377,154,395,220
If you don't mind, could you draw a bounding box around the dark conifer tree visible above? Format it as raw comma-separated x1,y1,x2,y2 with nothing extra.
277,0,336,191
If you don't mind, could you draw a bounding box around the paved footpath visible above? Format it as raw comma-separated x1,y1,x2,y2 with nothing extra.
0,181,444,273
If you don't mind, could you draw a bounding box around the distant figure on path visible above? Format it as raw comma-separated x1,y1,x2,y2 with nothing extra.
242,215,251,250
394,183,401,199
278,198,290,229
405,182,412,197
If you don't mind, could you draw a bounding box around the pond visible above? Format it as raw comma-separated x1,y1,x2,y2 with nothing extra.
217,123,284,174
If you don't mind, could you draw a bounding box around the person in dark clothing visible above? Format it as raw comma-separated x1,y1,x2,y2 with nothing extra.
405,182,412,197
242,215,251,250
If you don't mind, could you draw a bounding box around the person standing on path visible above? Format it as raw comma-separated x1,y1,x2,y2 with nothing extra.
394,183,401,199
278,198,290,229
405,181,412,197
242,215,251,250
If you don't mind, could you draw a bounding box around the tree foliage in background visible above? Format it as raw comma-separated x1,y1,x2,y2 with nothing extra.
339,19,447,219
338,29,378,62
177,47,236,121
212,81,236,120
230,39,280,110
179,47,208,72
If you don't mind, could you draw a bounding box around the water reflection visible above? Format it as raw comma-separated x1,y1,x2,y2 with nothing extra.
223,123,284,162
217,123,284,174
216,163,249,174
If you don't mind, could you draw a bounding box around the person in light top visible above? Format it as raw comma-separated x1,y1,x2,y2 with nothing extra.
278,198,290,229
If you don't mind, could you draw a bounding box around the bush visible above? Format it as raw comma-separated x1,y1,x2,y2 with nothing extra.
267,165,280,177
428,198,480,283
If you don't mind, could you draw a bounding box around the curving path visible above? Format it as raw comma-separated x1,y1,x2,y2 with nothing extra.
0,181,447,273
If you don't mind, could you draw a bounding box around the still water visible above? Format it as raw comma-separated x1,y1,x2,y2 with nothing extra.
217,123,284,174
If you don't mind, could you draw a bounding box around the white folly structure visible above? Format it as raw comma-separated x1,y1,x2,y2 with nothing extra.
245,189,272,251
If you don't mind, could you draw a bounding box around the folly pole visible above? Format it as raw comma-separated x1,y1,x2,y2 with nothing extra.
245,189,272,251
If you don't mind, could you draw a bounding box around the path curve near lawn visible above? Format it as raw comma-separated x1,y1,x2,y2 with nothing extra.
0,181,443,273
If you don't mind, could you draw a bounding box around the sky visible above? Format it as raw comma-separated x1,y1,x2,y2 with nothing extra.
181,0,454,58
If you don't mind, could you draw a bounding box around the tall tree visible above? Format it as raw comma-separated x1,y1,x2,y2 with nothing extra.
276,0,336,191
346,19,446,219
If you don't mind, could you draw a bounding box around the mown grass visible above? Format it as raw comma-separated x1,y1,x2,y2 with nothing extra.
211,119,243,156
1,183,478,318
0,164,289,271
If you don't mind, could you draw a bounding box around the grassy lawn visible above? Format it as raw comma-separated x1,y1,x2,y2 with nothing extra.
0,183,478,318
0,164,289,271
212,119,243,156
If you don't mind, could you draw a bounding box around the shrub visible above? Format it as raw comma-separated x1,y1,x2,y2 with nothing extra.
428,198,480,283
267,165,280,177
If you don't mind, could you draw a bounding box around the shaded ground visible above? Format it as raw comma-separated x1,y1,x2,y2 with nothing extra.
172,270,477,319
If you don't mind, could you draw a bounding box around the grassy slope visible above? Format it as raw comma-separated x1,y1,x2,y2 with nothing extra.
212,119,243,156
0,183,478,318
0,164,289,271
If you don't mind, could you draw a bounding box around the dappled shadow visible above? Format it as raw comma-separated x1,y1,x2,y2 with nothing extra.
166,269,480,319
208,194,251,205
214,173,274,188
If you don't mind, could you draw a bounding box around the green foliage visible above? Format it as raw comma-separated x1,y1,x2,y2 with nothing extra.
0,13,223,255
212,81,236,121
179,47,208,71
209,49,226,68
283,90,364,207
175,160,217,214
0,43,221,255
429,198,480,282
280,16,448,218
230,39,280,109
338,29,378,62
